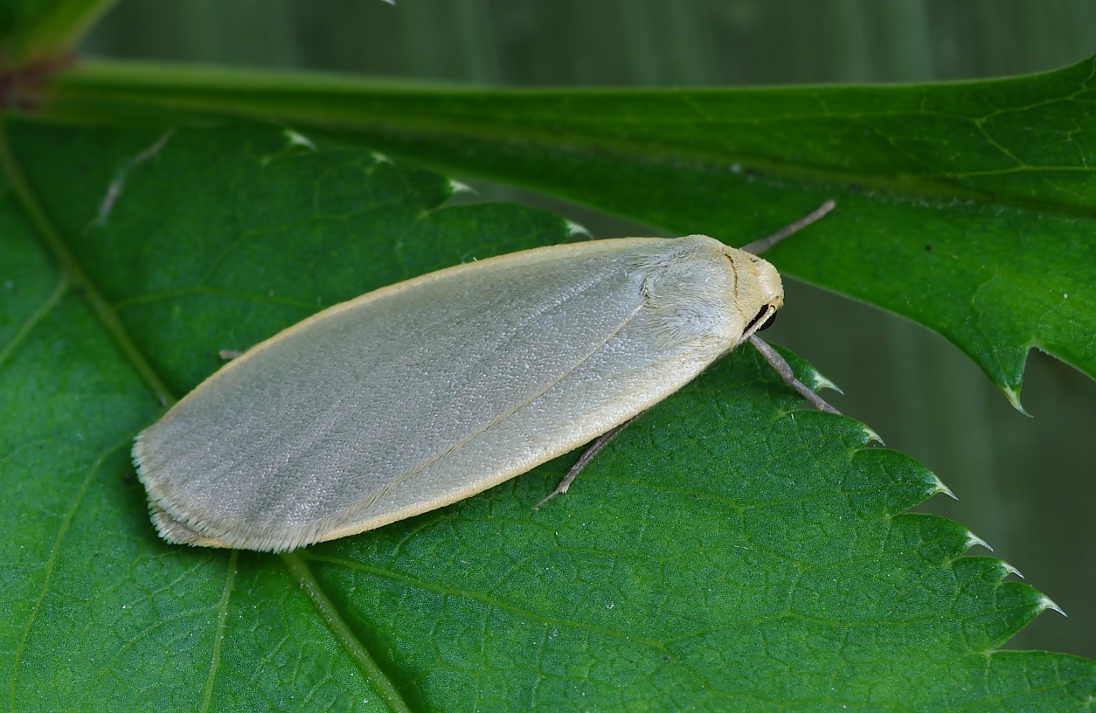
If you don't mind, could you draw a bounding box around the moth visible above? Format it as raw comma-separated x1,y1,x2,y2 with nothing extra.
134,202,836,552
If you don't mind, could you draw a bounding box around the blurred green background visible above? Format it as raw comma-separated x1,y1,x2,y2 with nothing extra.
81,0,1096,660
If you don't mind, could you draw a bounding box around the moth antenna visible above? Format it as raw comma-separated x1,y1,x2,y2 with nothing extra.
740,200,835,255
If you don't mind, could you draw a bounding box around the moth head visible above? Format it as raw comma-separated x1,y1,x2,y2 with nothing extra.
740,253,783,337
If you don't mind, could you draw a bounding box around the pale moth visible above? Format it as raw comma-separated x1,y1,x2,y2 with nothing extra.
134,202,837,552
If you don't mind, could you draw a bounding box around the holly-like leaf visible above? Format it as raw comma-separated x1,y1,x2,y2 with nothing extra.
0,0,117,65
3,121,1091,711
40,56,1096,407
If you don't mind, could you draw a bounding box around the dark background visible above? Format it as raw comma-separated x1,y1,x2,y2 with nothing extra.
83,0,1096,659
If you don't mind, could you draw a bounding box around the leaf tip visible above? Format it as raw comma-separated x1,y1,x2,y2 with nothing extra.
282,128,317,152
565,219,590,238
931,474,957,500
1037,594,1067,618
812,371,843,396
859,424,884,446
448,179,476,196
964,530,993,553
1001,384,1031,417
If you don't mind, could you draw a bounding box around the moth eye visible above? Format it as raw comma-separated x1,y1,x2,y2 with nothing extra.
747,305,777,332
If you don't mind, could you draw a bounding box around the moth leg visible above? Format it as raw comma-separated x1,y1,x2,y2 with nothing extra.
749,335,840,414
534,418,635,510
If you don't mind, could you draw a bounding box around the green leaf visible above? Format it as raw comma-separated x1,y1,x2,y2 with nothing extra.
40,57,1096,407
4,120,1092,711
0,0,118,64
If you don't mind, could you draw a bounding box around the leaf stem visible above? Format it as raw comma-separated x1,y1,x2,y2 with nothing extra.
201,549,238,713
0,118,175,406
280,552,413,713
